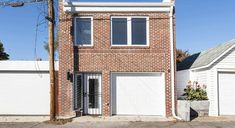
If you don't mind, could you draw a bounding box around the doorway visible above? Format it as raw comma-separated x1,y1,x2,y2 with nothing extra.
75,73,102,115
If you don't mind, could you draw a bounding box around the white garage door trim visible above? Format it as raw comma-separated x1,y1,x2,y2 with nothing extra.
218,72,235,115
0,71,50,115
111,72,166,116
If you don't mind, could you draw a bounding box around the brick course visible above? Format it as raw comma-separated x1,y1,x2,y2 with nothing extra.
58,1,175,118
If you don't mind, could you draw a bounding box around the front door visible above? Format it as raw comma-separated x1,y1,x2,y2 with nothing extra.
84,74,102,115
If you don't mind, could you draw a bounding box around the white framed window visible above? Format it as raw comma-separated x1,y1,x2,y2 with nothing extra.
74,17,93,46
111,16,149,46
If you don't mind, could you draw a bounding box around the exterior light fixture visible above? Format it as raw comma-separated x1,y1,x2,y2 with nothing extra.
67,71,70,80
67,70,73,82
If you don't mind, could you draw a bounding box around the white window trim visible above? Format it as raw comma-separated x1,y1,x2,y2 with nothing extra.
111,16,149,47
74,16,93,47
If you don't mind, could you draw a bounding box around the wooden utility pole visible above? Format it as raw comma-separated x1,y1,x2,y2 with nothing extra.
47,0,56,121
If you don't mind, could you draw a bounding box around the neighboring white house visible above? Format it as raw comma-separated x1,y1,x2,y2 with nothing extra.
176,39,235,116
0,61,58,116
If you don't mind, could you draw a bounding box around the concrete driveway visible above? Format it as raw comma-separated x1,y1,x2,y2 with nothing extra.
1,116,235,128
1,121,235,128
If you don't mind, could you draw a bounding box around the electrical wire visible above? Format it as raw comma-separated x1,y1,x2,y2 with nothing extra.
34,12,44,77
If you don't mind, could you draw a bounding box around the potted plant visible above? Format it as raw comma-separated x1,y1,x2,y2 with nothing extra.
177,81,209,121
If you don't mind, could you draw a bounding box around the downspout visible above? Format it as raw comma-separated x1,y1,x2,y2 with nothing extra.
169,3,182,120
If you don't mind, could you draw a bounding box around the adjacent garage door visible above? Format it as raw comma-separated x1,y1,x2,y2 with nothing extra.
0,72,50,115
219,72,235,115
111,73,165,116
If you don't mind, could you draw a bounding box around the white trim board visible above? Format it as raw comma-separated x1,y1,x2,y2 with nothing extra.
63,2,173,7
64,7,171,13
63,2,173,12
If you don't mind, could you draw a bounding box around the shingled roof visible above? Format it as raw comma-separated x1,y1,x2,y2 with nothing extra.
177,39,235,71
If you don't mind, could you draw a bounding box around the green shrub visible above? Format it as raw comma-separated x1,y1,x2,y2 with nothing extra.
182,81,208,101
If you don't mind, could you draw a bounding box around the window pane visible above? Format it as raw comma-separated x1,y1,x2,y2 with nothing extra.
75,18,91,45
112,18,127,45
74,75,83,110
89,79,99,108
132,18,147,45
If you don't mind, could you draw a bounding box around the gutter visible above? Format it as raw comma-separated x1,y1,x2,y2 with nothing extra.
169,3,182,120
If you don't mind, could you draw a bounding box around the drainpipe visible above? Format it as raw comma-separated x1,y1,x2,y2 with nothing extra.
169,3,182,120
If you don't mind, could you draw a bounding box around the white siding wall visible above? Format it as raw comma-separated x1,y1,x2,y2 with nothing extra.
209,48,235,116
176,70,190,98
215,47,235,68
0,72,50,115
192,48,235,116
190,70,208,86
0,61,58,115
206,68,217,116
189,70,210,112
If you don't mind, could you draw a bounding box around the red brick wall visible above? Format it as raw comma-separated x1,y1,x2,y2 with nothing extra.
58,1,175,118
57,1,75,118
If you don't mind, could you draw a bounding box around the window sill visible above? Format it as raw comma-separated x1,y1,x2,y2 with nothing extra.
111,45,150,49
75,45,94,48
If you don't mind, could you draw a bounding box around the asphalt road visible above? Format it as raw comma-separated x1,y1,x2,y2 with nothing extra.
1,121,235,128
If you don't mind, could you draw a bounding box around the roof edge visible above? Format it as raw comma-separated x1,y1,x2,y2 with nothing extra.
190,43,235,71
0,61,59,71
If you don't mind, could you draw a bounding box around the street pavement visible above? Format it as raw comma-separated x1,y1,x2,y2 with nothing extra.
1,121,235,128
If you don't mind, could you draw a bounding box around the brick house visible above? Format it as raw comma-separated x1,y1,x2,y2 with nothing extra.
58,0,176,118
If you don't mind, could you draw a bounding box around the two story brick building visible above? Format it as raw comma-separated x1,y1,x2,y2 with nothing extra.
58,0,176,118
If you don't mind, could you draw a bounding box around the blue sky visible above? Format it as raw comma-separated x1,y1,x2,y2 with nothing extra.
0,0,235,60
176,0,235,54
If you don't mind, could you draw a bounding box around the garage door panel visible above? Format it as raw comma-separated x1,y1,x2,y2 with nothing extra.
0,72,50,115
112,73,165,116
219,72,235,115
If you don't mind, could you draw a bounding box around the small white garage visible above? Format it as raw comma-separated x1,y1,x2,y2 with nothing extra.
0,61,57,115
177,39,235,116
111,72,166,116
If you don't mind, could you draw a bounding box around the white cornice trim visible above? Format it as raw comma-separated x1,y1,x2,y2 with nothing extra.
63,2,173,12
64,2,173,7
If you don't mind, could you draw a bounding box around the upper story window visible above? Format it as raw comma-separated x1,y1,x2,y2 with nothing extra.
111,16,149,46
75,17,93,46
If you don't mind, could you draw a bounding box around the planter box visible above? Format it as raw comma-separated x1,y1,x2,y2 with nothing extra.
177,100,190,121
190,100,209,117
177,100,209,121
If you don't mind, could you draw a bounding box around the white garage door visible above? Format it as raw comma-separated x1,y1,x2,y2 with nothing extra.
0,72,50,115
219,72,235,115
111,73,165,116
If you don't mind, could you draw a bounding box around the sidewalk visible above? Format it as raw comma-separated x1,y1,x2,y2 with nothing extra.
192,116,235,122
72,116,175,122
1,115,235,123
1,120,235,128
0,116,49,122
